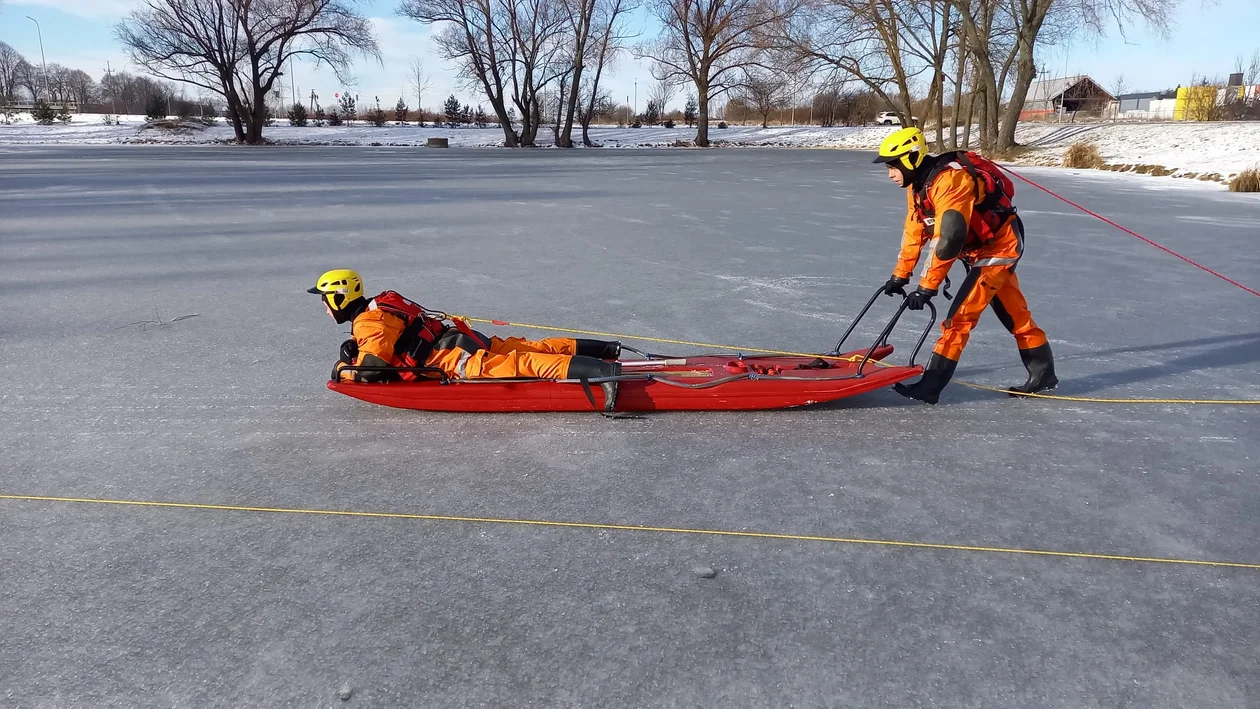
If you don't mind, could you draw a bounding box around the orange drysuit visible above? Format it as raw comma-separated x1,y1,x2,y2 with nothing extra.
896,165,1048,361
334,308,582,382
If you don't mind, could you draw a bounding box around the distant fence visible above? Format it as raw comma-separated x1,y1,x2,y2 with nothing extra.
0,100,80,113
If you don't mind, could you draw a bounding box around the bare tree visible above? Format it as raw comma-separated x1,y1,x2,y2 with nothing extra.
1109,73,1127,119
945,30,968,148
506,0,570,145
1240,50,1260,86
648,76,675,118
555,0,597,146
402,0,568,146
403,0,520,146
16,59,42,101
117,0,379,144
954,0,1176,152
409,57,432,122
0,41,24,102
577,0,636,145
62,69,97,106
511,0,572,144
637,0,793,146
738,69,785,127
763,0,951,131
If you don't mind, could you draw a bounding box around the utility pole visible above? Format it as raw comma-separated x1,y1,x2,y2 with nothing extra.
25,17,49,101
104,61,119,121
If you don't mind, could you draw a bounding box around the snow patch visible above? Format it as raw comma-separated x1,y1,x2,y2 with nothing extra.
4,112,1260,187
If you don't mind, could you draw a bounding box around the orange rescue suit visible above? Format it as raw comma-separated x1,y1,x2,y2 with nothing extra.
335,307,581,382
896,164,1048,361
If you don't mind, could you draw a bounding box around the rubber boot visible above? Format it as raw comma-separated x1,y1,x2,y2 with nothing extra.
576,339,621,360
1008,343,1058,395
565,356,623,412
893,353,959,405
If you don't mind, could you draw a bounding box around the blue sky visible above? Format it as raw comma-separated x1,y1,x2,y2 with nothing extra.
2,0,1257,113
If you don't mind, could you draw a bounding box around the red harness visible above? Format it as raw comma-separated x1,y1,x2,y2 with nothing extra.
368,291,451,368
913,151,1017,244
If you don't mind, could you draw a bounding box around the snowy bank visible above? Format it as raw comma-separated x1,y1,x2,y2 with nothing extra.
3,113,1258,184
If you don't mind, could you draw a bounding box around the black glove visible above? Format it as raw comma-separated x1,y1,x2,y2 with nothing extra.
881,275,909,297
339,338,359,364
905,287,937,311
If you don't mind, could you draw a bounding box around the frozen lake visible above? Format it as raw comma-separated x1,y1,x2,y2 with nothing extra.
2,145,1258,707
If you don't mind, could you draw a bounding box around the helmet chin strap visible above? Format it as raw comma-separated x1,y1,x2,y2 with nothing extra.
896,163,916,187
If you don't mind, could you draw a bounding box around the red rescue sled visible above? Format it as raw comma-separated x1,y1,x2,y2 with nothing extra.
327,288,935,413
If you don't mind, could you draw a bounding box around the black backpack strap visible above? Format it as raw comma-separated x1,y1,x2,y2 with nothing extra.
394,314,445,362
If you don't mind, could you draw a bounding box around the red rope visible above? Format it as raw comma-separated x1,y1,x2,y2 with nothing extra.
999,165,1260,298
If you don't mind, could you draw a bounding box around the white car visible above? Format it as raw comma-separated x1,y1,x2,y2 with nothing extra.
876,111,918,126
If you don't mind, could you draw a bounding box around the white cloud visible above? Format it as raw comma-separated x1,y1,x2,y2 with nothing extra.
10,0,139,20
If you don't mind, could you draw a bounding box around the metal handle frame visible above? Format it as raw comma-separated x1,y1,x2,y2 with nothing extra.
831,286,938,375
333,364,451,384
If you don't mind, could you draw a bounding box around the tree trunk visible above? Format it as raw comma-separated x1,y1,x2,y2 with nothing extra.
997,27,1042,150
491,97,519,147
223,83,247,143
558,63,582,148
520,97,540,146
965,85,980,151
245,86,267,144
695,82,710,147
552,73,570,145
949,46,966,149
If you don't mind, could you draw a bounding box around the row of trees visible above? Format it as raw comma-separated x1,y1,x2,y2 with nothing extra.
403,0,1177,149
1,41,217,117
0,42,96,105
112,0,1179,148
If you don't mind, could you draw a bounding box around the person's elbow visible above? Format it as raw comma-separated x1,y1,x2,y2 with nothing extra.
935,209,967,260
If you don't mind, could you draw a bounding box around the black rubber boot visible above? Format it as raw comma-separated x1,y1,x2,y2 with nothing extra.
566,357,623,412
1008,343,1059,395
576,339,622,360
893,353,959,405
565,356,621,380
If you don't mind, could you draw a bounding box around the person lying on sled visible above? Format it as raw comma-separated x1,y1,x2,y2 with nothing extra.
308,269,622,383
872,127,1058,404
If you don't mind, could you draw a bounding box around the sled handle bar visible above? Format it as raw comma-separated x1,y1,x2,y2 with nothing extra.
833,286,937,375
333,364,451,383
831,286,890,354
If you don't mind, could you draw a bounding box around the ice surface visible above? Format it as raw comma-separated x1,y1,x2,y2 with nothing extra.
1,146,1258,707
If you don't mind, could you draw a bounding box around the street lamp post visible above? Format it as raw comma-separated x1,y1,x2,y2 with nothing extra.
26,16,49,102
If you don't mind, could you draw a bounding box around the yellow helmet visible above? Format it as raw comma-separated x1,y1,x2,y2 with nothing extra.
874,126,927,171
307,269,366,322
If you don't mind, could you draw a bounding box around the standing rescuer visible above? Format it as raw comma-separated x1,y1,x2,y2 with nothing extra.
308,269,623,396
872,127,1058,404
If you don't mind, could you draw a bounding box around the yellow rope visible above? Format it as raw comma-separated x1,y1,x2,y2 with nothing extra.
4,494,1257,570
457,316,1260,406
456,315,856,360
956,380,1260,405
